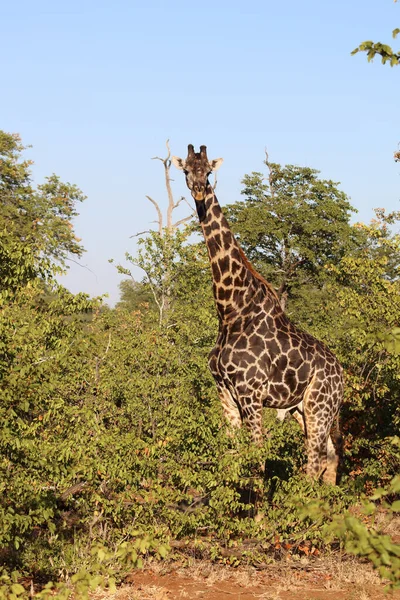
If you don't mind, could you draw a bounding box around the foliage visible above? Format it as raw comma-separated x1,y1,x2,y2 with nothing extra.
352,27,400,67
0,131,85,272
116,279,154,312
224,163,359,310
313,212,400,487
116,228,216,334
0,536,168,600
342,474,400,590
0,284,98,550
1,133,399,593
303,471,400,589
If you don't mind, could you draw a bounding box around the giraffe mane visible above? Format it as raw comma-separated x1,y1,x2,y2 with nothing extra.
237,247,281,303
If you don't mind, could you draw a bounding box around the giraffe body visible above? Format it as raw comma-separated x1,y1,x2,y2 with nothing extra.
172,145,343,484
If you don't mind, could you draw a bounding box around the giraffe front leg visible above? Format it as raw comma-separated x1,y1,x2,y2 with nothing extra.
240,399,263,446
217,385,242,436
239,399,266,478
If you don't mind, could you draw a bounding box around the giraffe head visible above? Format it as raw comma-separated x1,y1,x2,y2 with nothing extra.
172,145,223,201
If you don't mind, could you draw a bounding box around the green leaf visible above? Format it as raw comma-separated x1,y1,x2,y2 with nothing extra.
391,500,400,513
97,548,106,562
10,584,25,595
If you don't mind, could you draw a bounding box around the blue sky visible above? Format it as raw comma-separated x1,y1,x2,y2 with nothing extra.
2,0,399,305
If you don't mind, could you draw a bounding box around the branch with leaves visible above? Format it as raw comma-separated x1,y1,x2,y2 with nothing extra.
352,27,400,67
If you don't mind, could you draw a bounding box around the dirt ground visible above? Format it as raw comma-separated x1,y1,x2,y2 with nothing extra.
96,558,400,600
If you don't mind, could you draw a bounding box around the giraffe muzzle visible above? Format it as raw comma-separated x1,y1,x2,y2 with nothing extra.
193,191,205,201
192,185,206,201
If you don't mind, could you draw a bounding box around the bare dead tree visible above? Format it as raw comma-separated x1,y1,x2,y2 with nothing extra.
123,140,196,326
148,139,194,234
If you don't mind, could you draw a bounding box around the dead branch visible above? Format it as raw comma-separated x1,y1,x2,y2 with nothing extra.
139,265,163,313
145,195,163,234
180,196,194,212
151,138,172,166
173,197,196,227
65,258,98,278
173,215,194,228
101,331,112,361
264,147,275,196
32,355,56,366
59,481,88,502
152,139,176,232
173,196,186,209
212,170,218,191
142,142,193,235
94,332,112,384
130,230,151,238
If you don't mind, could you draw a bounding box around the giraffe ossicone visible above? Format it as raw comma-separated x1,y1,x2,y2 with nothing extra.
173,144,343,485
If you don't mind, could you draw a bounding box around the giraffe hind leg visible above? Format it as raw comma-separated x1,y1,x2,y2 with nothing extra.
305,415,340,485
302,376,341,485
276,397,340,484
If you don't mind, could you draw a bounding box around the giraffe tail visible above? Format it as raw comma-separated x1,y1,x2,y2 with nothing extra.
330,412,343,483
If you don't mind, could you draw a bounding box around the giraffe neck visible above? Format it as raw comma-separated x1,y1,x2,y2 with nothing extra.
198,183,278,320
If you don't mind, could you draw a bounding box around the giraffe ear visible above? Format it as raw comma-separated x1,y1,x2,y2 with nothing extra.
171,156,186,170
209,158,223,172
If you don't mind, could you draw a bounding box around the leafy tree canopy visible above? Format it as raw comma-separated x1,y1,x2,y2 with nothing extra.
116,279,154,313
1,133,399,592
224,161,360,309
0,130,85,284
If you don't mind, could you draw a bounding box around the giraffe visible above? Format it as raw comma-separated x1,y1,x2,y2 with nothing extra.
172,144,343,484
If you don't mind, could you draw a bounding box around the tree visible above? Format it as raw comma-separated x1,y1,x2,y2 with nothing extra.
143,140,193,235
357,207,400,281
116,140,195,325
318,225,400,484
0,131,85,276
0,132,101,568
116,279,154,312
224,155,359,311
1,134,399,590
